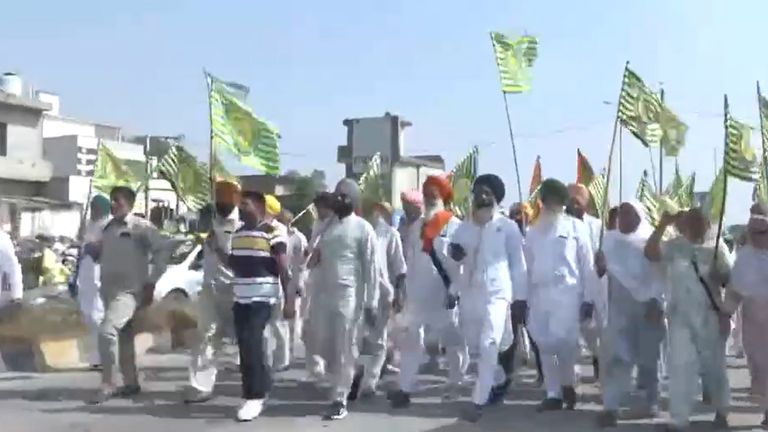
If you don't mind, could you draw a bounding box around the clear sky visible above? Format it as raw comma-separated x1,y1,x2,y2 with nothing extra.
2,0,766,224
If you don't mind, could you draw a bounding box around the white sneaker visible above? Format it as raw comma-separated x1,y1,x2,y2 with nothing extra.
236,399,265,422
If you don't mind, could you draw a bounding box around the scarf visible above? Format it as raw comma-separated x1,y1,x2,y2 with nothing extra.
421,209,454,252
603,201,660,300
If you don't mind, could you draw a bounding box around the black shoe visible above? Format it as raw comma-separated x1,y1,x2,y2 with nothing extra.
486,379,511,406
761,410,767,427
562,386,576,410
389,390,411,409
347,369,363,402
116,385,141,398
460,404,483,423
323,401,348,420
592,357,600,380
596,410,618,428
537,398,563,412
712,412,728,430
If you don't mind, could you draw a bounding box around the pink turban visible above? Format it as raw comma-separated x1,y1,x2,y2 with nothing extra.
400,189,423,206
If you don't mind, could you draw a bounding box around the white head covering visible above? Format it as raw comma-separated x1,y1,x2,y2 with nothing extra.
603,201,662,301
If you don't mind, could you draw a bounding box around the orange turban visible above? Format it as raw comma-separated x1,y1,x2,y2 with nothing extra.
567,183,590,207
423,175,453,204
215,180,241,205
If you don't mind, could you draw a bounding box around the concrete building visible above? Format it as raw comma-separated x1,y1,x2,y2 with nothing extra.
0,73,56,235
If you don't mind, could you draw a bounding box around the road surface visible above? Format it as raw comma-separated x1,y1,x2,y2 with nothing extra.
0,351,765,431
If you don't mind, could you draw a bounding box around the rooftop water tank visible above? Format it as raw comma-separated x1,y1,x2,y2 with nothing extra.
0,73,23,96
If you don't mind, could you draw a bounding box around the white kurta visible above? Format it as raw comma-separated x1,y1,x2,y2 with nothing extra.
360,219,407,390
451,212,527,405
77,217,109,365
189,208,240,393
398,214,468,393
661,236,733,427
525,214,599,352
0,231,23,307
310,214,379,401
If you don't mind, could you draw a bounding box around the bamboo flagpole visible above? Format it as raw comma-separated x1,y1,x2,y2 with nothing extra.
713,95,730,262
618,126,623,202
204,70,217,210
501,92,524,204
659,86,666,194
598,61,630,250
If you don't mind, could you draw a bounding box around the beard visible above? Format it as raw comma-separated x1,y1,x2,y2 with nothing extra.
424,200,444,219
215,203,235,218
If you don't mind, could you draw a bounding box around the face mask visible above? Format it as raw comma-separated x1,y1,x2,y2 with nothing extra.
215,203,235,218
333,193,354,219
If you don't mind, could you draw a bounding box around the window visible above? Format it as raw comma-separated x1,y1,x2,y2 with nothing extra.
0,122,7,156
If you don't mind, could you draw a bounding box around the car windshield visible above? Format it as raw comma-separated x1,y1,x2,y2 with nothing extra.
168,239,196,265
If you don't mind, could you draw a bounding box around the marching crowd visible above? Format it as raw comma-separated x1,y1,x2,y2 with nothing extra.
8,170,768,431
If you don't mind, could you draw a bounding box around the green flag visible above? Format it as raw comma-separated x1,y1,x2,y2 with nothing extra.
588,171,607,219
207,73,280,175
358,153,387,209
724,104,759,182
665,162,695,209
156,145,233,211
490,32,538,94
636,170,659,226
92,142,144,194
450,146,479,218
617,66,688,155
754,163,768,205
759,90,768,153
706,168,727,222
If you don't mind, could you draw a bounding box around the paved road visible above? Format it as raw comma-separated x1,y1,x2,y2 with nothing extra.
0,352,765,431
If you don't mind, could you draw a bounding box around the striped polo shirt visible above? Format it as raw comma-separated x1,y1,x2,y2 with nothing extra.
229,222,288,304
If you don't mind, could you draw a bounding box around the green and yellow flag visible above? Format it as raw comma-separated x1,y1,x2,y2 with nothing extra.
706,168,727,222
490,32,538,94
617,66,687,156
724,100,759,182
92,142,144,194
207,73,280,175
358,153,387,208
156,145,233,211
636,170,660,227
449,146,479,218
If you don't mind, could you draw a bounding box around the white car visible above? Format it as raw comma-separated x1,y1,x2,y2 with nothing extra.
154,237,204,303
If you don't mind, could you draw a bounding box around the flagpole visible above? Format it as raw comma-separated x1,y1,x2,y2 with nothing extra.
598,61,630,250
204,70,217,218
71,138,103,298
757,81,768,194
659,86,665,195
713,94,729,261
501,93,524,204
144,134,151,216
618,126,623,202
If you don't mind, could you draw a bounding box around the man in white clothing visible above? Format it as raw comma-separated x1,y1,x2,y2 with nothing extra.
76,195,111,368
596,201,665,427
184,180,241,403
525,178,600,411
567,182,604,380
449,174,527,422
278,209,309,363
0,227,22,311
307,179,379,420
349,201,406,399
389,175,468,409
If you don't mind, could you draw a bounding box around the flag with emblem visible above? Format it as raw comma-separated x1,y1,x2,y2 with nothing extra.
617,66,688,155
156,145,233,211
724,98,759,182
92,141,144,194
449,146,479,218
207,72,280,175
490,32,538,94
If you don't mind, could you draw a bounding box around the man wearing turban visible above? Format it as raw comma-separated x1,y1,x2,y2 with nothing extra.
184,180,242,404
75,194,112,368
522,178,601,412
447,174,527,421
307,178,379,420
389,174,468,408
566,182,605,381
